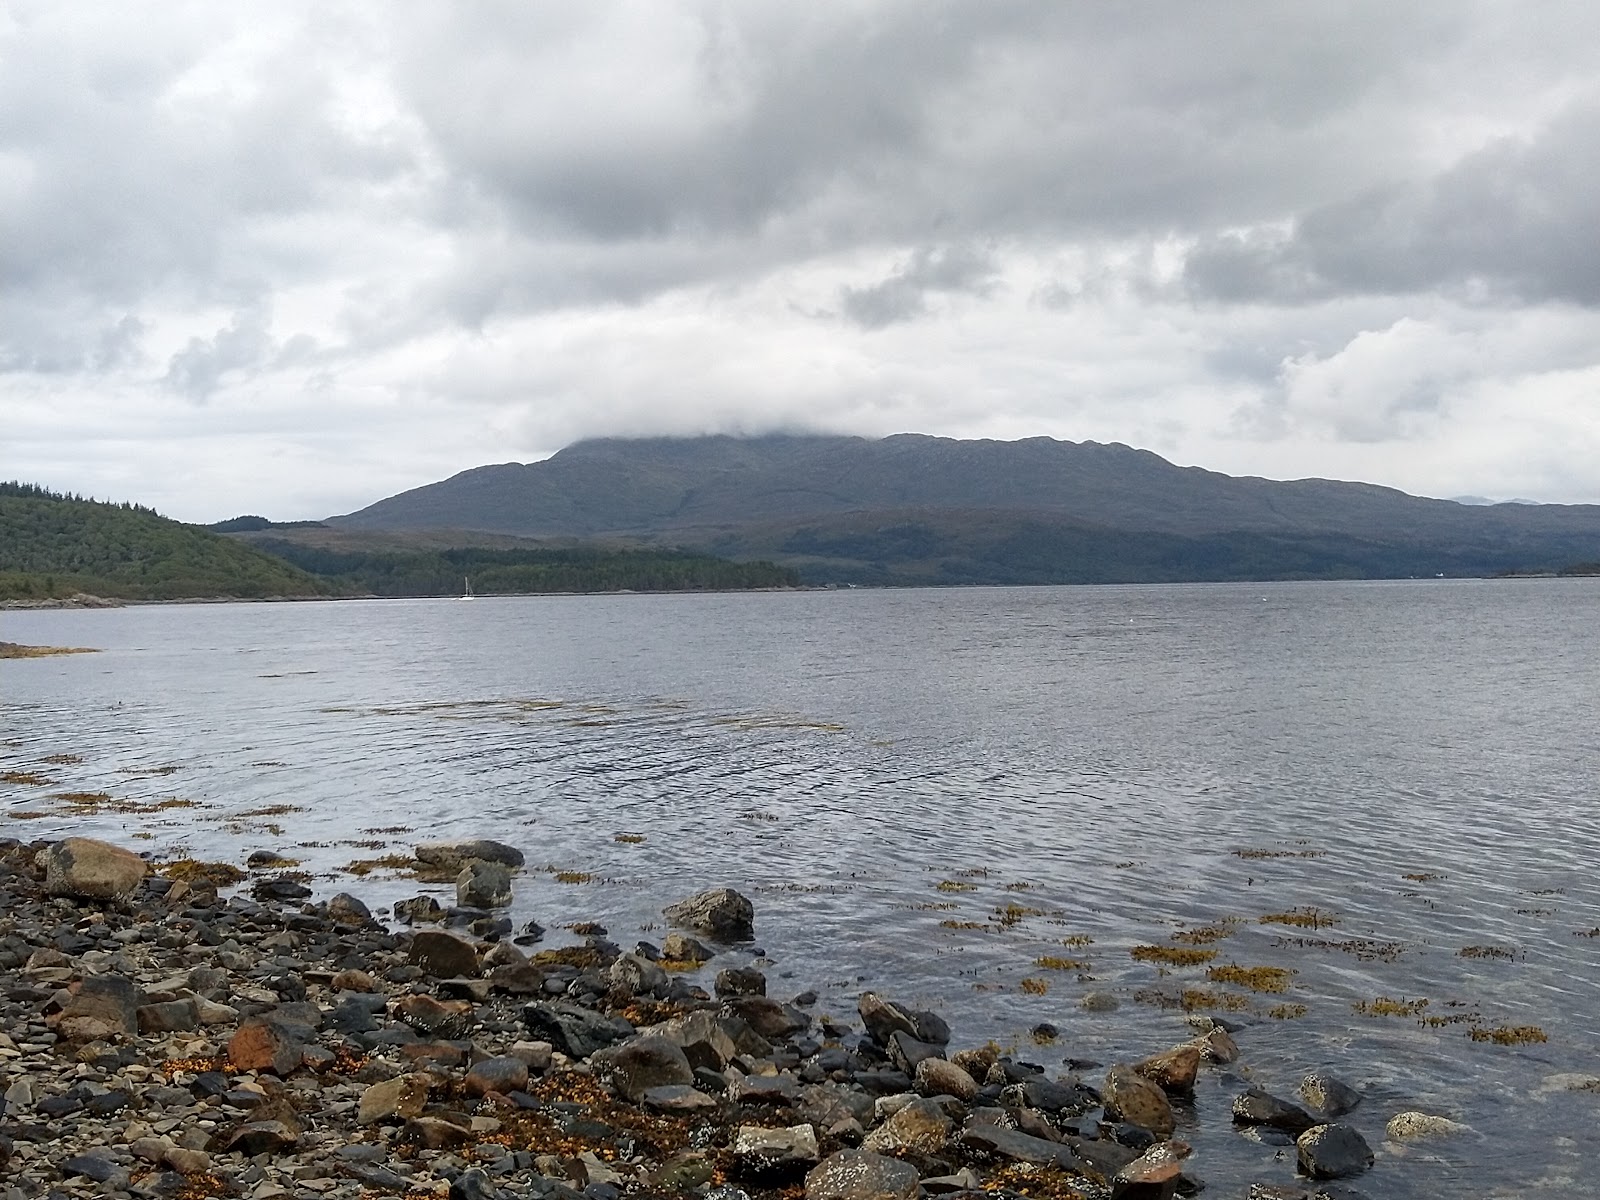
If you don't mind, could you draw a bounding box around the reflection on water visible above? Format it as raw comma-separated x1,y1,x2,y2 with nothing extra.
3,579,1600,1195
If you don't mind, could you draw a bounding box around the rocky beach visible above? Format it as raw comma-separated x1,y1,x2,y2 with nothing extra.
0,832,1474,1200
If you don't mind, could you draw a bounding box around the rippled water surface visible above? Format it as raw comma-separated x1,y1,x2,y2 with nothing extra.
4,580,1599,1195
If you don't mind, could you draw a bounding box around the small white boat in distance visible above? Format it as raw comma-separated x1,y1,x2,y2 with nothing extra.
460,576,475,601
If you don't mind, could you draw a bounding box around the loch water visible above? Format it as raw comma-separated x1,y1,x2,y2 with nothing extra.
3,579,1599,1196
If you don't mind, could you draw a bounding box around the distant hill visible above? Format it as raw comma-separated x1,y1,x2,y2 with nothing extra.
0,483,328,601
329,434,1600,584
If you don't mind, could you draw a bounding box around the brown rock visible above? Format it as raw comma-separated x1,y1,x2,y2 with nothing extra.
660,932,714,962
1110,1141,1191,1200
211,1121,299,1155
227,1018,306,1076
724,995,808,1040
409,929,481,978
464,1055,531,1098
42,837,147,901
402,1115,473,1149
358,1073,432,1124
1134,1045,1201,1096
161,1147,212,1175
330,968,377,992
915,1056,978,1101
862,1097,952,1155
393,994,475,1039
1102,1065,1175,1138
57,974,141,1039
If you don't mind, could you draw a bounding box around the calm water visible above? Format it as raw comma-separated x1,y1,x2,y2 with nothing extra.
3,581,1599,1195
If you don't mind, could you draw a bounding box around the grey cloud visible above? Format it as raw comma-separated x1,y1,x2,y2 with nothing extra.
1185,97,1600,307
839,245,998,329
165,307,275,399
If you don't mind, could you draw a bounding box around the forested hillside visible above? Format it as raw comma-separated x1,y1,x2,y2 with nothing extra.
0,484,327,601
244,537,799,596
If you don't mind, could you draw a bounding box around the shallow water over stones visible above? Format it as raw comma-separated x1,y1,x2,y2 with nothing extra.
3,579,1600,1196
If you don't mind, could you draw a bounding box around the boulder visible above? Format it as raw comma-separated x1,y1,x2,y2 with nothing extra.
328,892,376,926
1103,1065,1175,1138
1386,1111,1469,1139
456,861,513,908
138,998,200,1035
805,1148,921,1200
1110,1141,1191,1200
394,994,475,1039
1300,1071,1362,1117
651,1010,738,1071
857,992,949,1046
57,973,141,1040
716,966,767,997
1135,1045,1201,1096
663,887,755,941
726,995,809,1040
861,1096,952,1155
959,1123,1086,1169
1233,1087,1318,1136
465,1055,531,1098
43,837,147,901
523,1001,635,1059
1297,1122,1374,1179
916,1056,978,1101
886,1030,945,1074
409,930,482,978
227,1018,307,1076
734,1124,820,1175
609,953,668,996
358,1074,432,1124
595,1037,695,1102
661,932,715,962
415,839,526,869
1190,1024,1239,1064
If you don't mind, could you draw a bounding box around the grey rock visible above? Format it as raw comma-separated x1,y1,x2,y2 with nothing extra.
733,1123,819,1174
416,839,526,869
523,1002,635,1059
804,1148,921,1200
457,861,514,908
715,966,767,997
1301,1071,1362,1117
595,1037,695,1102
1297,1123,1374,1179
663,888,755,941
1234,1087,1319,1136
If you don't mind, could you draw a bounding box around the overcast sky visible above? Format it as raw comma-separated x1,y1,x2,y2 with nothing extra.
5,1,1599,521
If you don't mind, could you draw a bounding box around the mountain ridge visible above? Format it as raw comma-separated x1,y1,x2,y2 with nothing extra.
327,434,1600,584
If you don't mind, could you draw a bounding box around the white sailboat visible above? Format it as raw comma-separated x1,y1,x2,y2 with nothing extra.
459,576,475,601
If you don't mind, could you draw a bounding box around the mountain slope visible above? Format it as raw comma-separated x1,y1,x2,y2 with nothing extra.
329,434,1600,584
0,484,328,601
